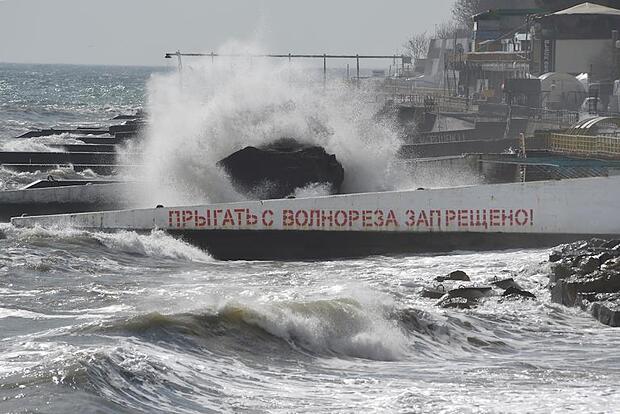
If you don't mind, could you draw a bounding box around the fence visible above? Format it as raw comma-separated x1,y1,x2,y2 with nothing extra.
389,94,473,113
534,109,580,127
550,133,620,158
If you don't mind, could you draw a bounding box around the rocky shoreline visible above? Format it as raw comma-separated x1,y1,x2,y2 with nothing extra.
418,239,620,327
548,239,620,327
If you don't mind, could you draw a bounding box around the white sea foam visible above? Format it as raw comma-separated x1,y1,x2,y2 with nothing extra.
216,296,408,361
1,224,211,262
0,134,84,152
91,230,212,262
0,165,103,191
123,42,413,206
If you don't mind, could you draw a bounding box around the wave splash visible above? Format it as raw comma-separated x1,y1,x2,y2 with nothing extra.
124,42,412,206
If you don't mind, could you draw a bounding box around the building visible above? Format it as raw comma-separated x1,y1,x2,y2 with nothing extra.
473,7,541,52
530,2,620,78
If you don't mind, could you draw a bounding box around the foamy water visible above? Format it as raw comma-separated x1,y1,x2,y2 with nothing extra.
1,61,618,414
1,224,618,413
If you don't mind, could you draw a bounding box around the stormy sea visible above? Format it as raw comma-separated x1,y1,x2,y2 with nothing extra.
1,62,619,413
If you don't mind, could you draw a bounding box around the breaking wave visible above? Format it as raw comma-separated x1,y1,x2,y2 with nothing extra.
92,298,409,361
0,224,211,262
124,42,412,206
0,165,105,191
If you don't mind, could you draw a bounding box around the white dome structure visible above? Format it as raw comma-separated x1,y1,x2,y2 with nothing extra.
539,72,587,111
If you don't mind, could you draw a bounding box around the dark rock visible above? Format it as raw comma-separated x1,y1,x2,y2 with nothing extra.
218,138,345,199
491,277,522,290
548,239,620,327
502,287,536,299
435,286,493,309
602,257,620,271
551,271,620,307
591,302,620,327
549,262,574,282
549,252,563,263
577,256,601,275
435,270,470,282
603,239,620,249
446,286,493,300
595,251,614,265
437,296,475,309
420,284,447,299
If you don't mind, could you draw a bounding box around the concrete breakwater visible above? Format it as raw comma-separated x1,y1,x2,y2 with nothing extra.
549,239,620,327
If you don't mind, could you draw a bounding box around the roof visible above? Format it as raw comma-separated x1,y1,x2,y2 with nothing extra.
474,8,543,21
553,2,620,16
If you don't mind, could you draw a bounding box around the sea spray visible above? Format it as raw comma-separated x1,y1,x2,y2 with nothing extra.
124,43,412,206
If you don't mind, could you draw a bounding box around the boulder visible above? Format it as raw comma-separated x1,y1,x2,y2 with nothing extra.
502,287,536,299
435,270,470,282
577,256,601,275
547,239,620,327
447,286,494,300
549,262,574,282
591,302,620,327
218,138,345,199
420,284,447,299
491,277,522,290
438,296,475,309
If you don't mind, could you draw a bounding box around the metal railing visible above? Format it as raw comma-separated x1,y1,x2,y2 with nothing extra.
388,93,473,112
534,109,580,126
550,133,620,158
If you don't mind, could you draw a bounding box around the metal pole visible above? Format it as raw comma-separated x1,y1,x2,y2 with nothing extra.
323,53,327,87
176,50,183,71
356,54,360,88
612,30,619,80
210,52,214,64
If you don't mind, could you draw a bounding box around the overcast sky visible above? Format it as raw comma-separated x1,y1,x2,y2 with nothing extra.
0,0,453,66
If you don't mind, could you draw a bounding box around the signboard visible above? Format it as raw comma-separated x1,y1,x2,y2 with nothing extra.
542,39,555,73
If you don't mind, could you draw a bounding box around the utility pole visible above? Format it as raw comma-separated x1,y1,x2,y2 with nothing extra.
613,30,619,80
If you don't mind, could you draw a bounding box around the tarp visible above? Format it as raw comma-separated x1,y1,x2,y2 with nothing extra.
553,2,620,16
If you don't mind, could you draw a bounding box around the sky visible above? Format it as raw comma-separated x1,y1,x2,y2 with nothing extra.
0,0,453,66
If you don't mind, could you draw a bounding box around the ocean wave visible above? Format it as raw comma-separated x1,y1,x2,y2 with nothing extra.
0,225,211,262
90,298,410,361
0,164,107,191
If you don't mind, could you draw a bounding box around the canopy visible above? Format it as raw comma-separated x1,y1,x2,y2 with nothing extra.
553,2,620,16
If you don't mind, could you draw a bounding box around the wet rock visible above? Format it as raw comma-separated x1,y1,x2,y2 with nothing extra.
603,239,620,249
435,286,492,309
446,286,493,300
502,287,536,299
591,301,620,327
218,138,345,199
602,257,620,271
549,251,563,263
491,277,522,290
549,262,574,282
437,296,475,309
420,284,447,299
577,256,601,275
435,270,470,282
547,239,620,327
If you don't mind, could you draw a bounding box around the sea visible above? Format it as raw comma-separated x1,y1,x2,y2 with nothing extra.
1,62,619,413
